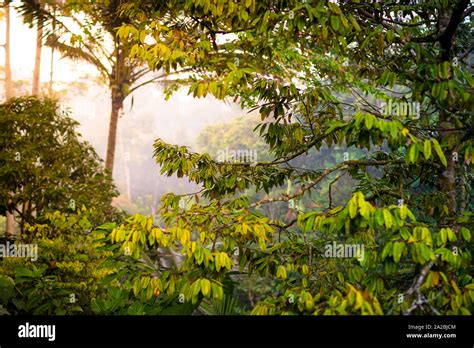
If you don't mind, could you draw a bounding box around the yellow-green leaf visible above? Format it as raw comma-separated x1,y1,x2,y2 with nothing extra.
201,279,211,296
330,15,340,31
400,205,407,221
423,139,431,159
432,139,447,167
461,227,471,241
348,199,357,218
383,209,393,229
348,15,361,31
322,24,328,40
408,144,417,164
365,114,374,130
393,242,405,262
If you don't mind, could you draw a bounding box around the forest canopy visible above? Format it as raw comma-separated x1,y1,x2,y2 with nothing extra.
0,0,472,317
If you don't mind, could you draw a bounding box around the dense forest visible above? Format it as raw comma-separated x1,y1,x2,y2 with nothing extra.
0,0,473,317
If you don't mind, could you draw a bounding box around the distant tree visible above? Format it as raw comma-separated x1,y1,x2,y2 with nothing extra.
1,2,14,235
31,1,43,96
197,115,271,162
0,97,119,237
17,0,184,173
1,3,12,100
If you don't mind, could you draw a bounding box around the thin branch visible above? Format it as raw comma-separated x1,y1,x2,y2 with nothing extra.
328,173,344,209
128,68,194,94
251,159,405,207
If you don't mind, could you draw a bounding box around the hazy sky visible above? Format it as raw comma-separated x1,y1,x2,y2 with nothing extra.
1,6,245,211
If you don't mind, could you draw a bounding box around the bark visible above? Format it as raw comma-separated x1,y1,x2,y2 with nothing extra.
437,1,469,219
4,4,15,235
48,38,54,97
6,213,14,236
105,38,128,174
460,181,466,211
48,13,56,97
32,9,43,96
105,90,124,173
4,4,12,100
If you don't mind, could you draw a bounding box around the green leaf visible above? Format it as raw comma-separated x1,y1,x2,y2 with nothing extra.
408,144,417,164
328,2,342,15
381,242,392,259
446,228,457,241
393,242,405,262
419,243,431,261
432,139,447,167
365,114,374,130
0,275,14,288
226,61,238,71
348,199,357,218
423,139,432,159
90,298,104,314
387,29,395,43
375,209,384,226
139,30,146,43
330,16,340,31
399,205,407,221
400,228,409,240
127,302,144,315
461,227,471,241
14,268,34,278
201,279,211,296
132,278,140,296
193,280,201,297
348,15,361,31
383,209,393,229
440,228,447,243
322,24,328,40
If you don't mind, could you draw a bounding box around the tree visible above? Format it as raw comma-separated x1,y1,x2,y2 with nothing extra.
2,2,12,100
0,209,119,315
1,2,14,235
107,0,473,314
0,97,119,236
17,0,178,173
31,1,42,96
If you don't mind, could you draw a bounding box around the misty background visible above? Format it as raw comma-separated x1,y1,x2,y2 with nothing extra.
0,7,245,215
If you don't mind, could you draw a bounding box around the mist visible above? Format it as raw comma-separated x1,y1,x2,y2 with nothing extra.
1,7,245,215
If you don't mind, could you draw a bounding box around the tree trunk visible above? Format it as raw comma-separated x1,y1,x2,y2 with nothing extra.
106,37,127,174
4,4,12,100
118,127,131,200
32,11,43,96
48,12,56,97
436,1,469,221
105,91,124,173
4,4,15,236
48,46,54,96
